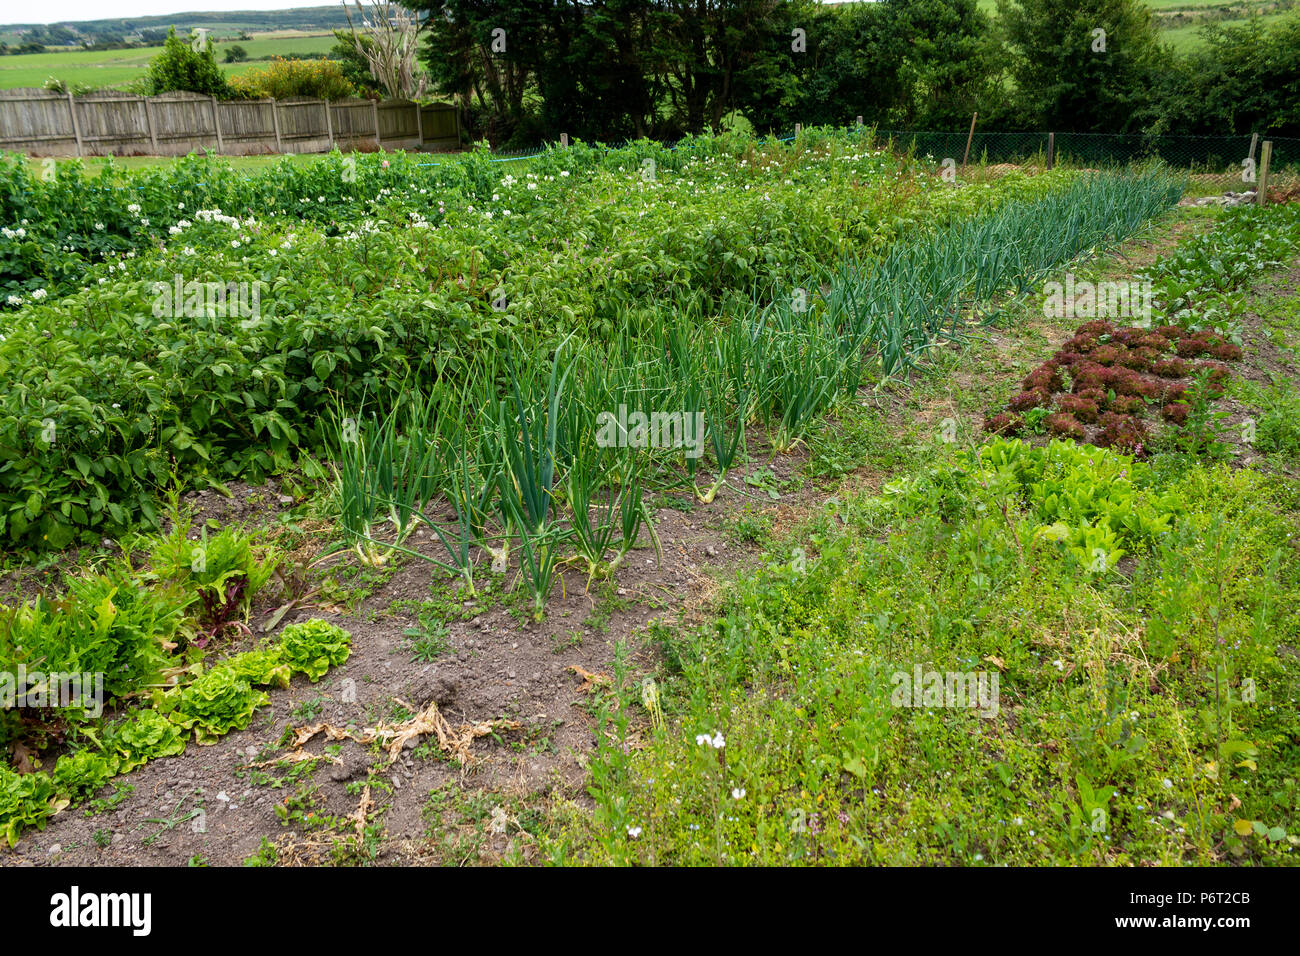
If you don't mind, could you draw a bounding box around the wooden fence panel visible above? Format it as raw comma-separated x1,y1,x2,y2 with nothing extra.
331,100,379,147
219,98,277,152
0,90,460,156
75,93,151,153
149,93,219,154
0,90,78,153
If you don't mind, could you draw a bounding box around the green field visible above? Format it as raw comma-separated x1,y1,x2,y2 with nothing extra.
0,32,337,90
973,0,1290,47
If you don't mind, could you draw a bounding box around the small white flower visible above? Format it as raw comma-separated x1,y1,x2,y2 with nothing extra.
30,288,47,301
1162,778,1173,789
731,788,746,800
627,826,642,839
94,222,105,231
5,294,22,306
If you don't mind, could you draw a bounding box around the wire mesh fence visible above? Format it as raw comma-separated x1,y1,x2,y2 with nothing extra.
438,124,1299,202
874,128,1300,201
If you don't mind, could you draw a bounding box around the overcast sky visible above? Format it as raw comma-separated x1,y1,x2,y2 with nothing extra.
6,1,337,26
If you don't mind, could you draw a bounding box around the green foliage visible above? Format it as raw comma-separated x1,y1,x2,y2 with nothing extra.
888,438,1183,570
144,27,230,97
229,56,356,100
213,646,293,689
1253,379,1300,465
147,515,278,643
1139,203,1300,331
0,576,353,844
0,132,1077,550
999,0,1168,132
278,618,352,682
51,748,120,800
167,666,269,744
1152,11,1300,136
0,765,63,847
0,562,190,734
108,708,188,770
566,441,1300,865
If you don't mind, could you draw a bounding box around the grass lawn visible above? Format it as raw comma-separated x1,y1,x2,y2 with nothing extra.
0,32,336,91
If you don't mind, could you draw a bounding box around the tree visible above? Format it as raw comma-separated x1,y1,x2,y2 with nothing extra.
224,44,248,63
330,31,384,95
998,0,1167,132
342,0,426,99
1152,12,1300,136
144,27,230,97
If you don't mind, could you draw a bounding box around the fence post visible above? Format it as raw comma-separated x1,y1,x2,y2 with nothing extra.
1046,132,1055,171
1247,132,1259,167
1256,140,1272,207
210,96,224,152
372,98,381,147
415,101,423,147
962,112,978,168
66,92,84,157
270,98,283,152
142,97,159,154
324,99,334,149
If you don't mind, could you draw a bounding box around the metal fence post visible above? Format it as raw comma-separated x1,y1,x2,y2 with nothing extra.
1047,132,1055,170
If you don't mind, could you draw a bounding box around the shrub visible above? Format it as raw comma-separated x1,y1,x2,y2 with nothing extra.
229,57,356,101
145,28,230,97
